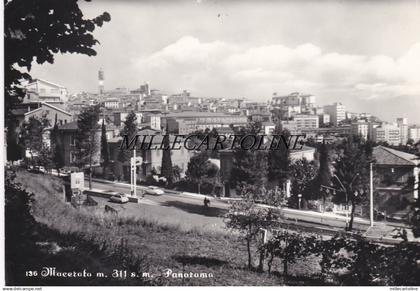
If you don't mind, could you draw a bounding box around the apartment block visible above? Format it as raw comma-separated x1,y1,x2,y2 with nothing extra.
372,123,401,146
323,102,346,126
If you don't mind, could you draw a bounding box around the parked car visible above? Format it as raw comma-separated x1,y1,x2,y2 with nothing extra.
145,186,164,196
109,193,129,204
28,166,45,174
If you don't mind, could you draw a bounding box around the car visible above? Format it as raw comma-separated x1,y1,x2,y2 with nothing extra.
145,186,164,196
109,193,129,204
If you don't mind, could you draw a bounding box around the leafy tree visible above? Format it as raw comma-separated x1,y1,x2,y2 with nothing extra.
5,171,36,284
224,183,282,270
230,122,268,188
161,134,173,186
100,119,110,177
289,158,318,209
263,230,307,282
6,116,23,162
333,135,373,231
4,0,110,123
409,196,420,237
267,125,291,189
185,151,218,193
20,116,48,163
75,105,100,189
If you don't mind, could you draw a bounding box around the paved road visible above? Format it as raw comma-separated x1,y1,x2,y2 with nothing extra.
89,179,229,209
86,179,378,234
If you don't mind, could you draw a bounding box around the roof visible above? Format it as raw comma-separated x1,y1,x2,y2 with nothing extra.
373,145,420,166
26,78,66,89
24,102,72,117
166,111,242,118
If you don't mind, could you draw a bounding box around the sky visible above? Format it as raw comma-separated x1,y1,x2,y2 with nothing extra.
29,0,420,123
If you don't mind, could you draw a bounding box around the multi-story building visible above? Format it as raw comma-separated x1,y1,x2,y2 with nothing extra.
103,98,120,109
294,114,319,130
165,112,248,134
23,79,68,105
318,114,330,127
409,126,420,143
323,102,346,126
396,117,409,145
372,123,401,145
11,102,72,129
351,120,369,140
373,145,420,217
271,92,316,118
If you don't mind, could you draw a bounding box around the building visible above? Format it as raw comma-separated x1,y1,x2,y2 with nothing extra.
323,103,346,126
373,145,419,218
165,112,248,134
11,102,72,130
351,121,369,140
372,123,401,146
318,114,330,127
396,117,409,145
409,126,420,143
23,79,68,105
113,112,143,127
103,98,120,109
271,92,316,118
108,130,192,180
294,114,319,131
57,121,117,167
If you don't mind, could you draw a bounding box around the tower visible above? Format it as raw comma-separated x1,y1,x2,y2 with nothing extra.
98,68,105,95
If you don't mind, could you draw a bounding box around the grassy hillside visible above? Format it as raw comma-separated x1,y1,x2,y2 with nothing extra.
12,170,321,286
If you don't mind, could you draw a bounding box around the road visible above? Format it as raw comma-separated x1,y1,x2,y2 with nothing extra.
86,179,383,235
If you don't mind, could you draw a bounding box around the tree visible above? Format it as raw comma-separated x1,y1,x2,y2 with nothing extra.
50,115,64,174
333,135,372,231
289,158,318,209
5,172,36,284
117,111,138,180
185,151,218,193
263,230,307,283
100,119,110,177
161,134,173,186
311,141,332,207
20,116,47,164
230,122,268,188
267,125,291,189
225,183,281,271
75,105,100,189
4,0,110,125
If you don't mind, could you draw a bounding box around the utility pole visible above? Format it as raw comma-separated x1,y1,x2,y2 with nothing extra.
133,148,136,197
370,162,374,227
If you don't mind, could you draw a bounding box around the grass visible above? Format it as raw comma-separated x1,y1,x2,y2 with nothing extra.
12,170,322,286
